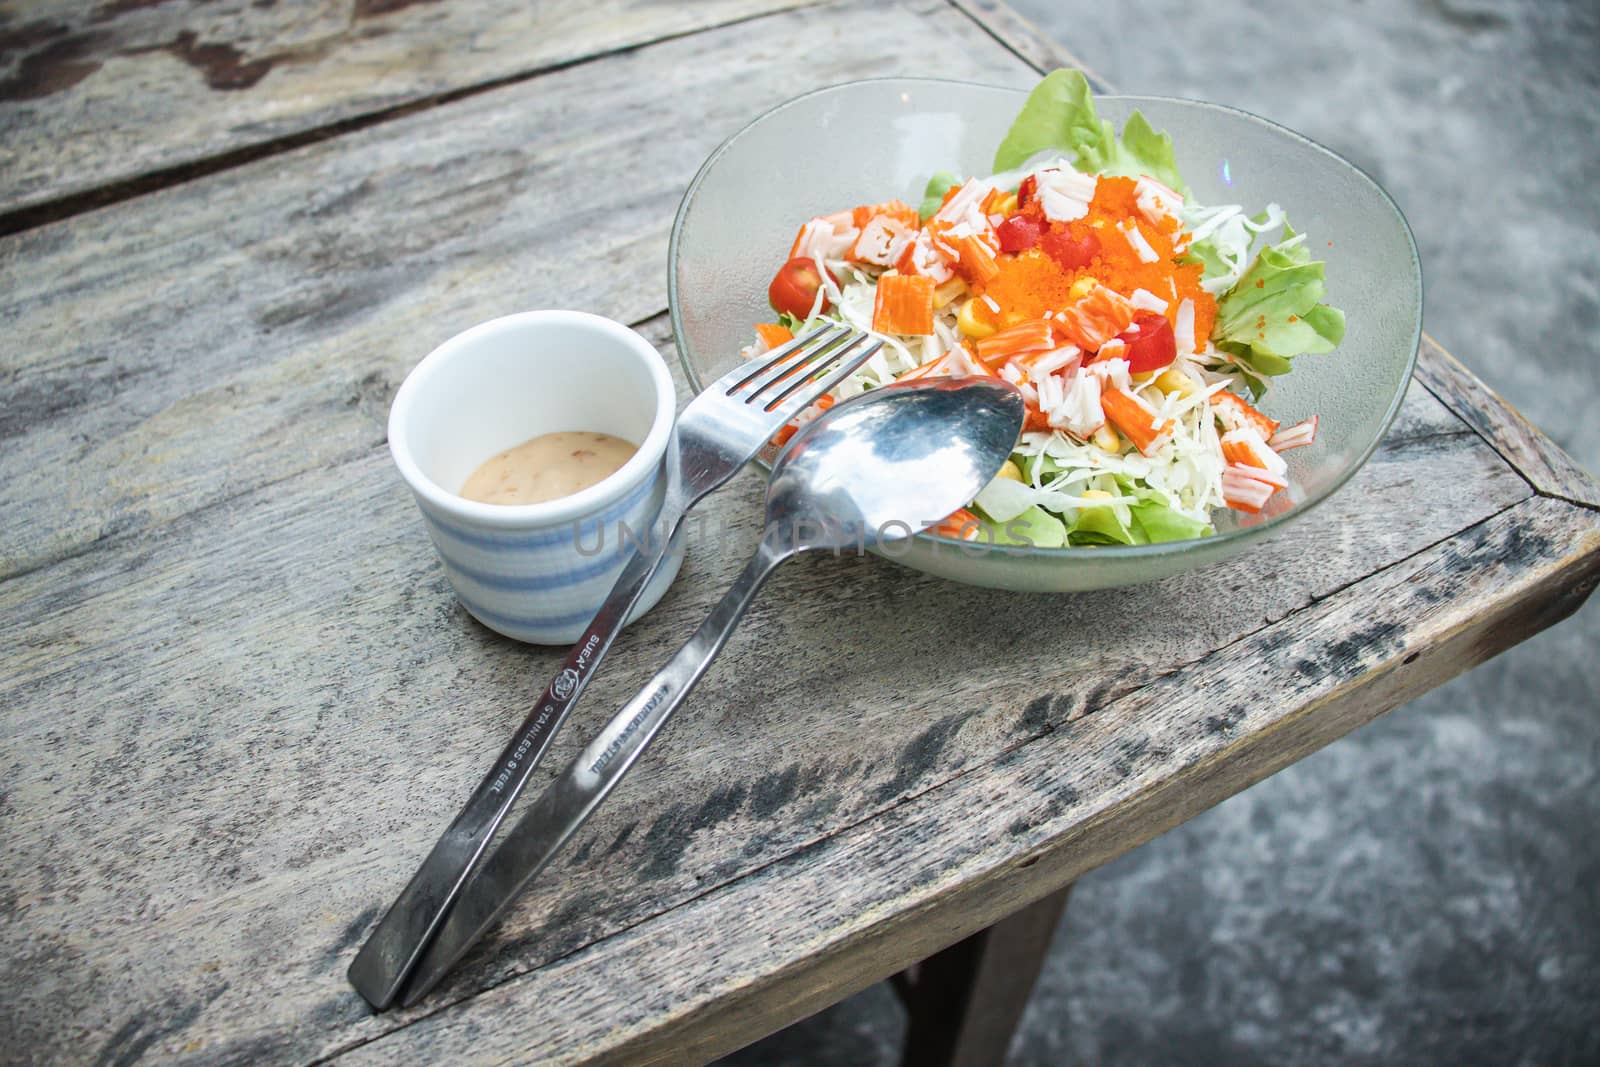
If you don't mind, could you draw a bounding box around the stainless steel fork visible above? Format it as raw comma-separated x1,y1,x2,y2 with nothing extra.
348,323,881,1009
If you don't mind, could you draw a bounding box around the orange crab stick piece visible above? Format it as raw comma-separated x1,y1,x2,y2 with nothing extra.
932,507,984,541
945,233,1000,285
1055,285,1137,350
872,273,936,336
975,319,1055,367
769,393,835,448
1210,390,1280,437
753,322,794,352
897,352,960,381
1100,386,1175,457
853,200,921,229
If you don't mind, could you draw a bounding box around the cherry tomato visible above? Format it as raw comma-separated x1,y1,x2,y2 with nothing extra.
1039,229,1102,272
994,214,1043,253
1116,312,1177,373
768,257,838,320
1017,174,1038,209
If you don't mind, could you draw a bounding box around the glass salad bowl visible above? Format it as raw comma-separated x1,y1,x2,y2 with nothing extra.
667,78,1422,592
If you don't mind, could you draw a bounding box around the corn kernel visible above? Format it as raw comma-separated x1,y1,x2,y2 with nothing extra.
1068,276,1097,301
957,297,997,339
1131,370,1157,383
996,460,1023,482
993,193,1019,215
933,277,968,308
1080,489,1113,501
1154,367,1196,397
1000,309,1027,328
1092,424,1121,452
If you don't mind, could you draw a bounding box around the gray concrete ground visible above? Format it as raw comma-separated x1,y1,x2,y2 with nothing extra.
719,1,1600,1063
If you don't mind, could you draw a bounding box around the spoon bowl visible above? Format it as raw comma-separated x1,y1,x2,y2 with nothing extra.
768,377,1027,551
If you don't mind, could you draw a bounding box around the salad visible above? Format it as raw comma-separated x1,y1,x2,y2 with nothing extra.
749,71,1345,548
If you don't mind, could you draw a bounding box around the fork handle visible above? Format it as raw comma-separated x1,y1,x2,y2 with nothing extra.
399,529,792,1005
348,475,692,1010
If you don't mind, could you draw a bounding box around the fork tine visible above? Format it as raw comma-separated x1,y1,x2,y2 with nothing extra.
764,337,885,414
722,323,847,396
733,327,856,402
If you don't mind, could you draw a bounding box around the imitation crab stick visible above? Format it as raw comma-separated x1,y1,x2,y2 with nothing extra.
932,507,984,541
1221,466,1279,513
975,319,1056,366
1210,390,1280,437
853,200,920,229
897,352,962,381
1270,415,1319,450
1100,386,1174,457
944,232,1001,285
1219,427,1285,475
850,215,915,267
871,273,936,335
753,323,794,352
769,393,834,448
1055,284,1137,350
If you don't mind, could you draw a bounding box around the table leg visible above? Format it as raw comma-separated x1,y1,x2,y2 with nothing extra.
891,882,1074,1067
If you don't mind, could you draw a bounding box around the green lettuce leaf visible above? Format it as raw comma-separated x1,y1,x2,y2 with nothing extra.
981,504,1068,548
1126,489,1213,543
991,69,1188,195
1212,226,1345,396
918,171,961,219
1067,500,1139,546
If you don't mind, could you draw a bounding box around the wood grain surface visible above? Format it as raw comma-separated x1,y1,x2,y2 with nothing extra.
0,0,814,223
2,0,1597,1064
0,0,1034,582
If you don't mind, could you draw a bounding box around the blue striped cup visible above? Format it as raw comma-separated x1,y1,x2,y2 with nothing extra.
387,310,683,645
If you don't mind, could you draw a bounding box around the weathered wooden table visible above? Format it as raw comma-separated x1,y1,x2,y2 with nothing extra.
4,2,1598,1064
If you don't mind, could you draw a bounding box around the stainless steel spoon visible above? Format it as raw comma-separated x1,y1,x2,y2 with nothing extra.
400,375,1025,1005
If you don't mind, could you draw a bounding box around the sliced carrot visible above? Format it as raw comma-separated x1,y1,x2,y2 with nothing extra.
1100,386,1174,457
932,506,984,541
753,323,794,352
1210,390,1280,437
1055,285,1137,351
975,319,1056,367
871,273,936,336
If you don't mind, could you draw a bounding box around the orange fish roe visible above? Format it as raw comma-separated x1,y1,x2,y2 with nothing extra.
977,175,1217,349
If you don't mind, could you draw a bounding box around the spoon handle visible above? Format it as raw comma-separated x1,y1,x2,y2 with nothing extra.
399,530,791,1005
348,477,690,1010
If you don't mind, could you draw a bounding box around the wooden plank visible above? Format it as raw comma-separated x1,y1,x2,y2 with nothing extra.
948,0,1109,89
332,494,1600,1066
0,0,813,222
0,339,1533,1063
0,0,1037,582
1415,335,1600,510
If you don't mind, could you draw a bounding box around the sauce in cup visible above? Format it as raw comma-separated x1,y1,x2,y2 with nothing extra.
460,431,638,506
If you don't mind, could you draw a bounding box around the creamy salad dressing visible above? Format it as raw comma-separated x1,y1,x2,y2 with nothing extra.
460,431,637,506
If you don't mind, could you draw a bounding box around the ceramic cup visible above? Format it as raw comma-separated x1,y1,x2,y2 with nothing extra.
388,310,684,644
